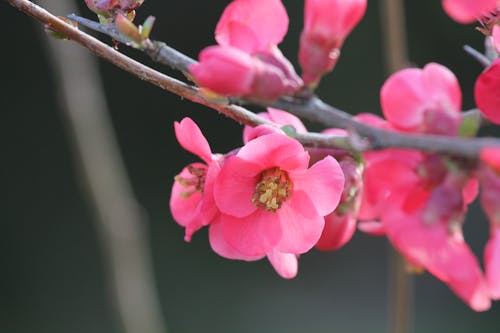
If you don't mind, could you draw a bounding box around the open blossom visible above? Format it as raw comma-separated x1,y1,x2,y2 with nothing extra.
170,118,221,241
299,0,367,85
211,133,345,258
191,0,302,101
380,63,462,135
442,0,498,24
475,58,500,124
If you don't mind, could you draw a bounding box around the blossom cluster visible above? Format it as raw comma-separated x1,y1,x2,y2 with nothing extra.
82,0,500,311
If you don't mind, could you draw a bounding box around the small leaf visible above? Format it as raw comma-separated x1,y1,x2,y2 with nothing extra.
281,125,297,138
459,114,480,137
140,16,156,39
44,17,78,40
116,14,143,45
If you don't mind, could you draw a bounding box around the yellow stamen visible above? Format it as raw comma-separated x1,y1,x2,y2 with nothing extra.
252,168,292,212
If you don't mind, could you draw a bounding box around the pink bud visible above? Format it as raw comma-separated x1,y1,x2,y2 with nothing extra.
215,0,289,54
190,46,256,96
475,58,500,124
191,46,300,101
299,0,367,85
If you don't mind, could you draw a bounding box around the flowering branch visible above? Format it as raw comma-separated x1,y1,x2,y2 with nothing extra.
6,0,500,159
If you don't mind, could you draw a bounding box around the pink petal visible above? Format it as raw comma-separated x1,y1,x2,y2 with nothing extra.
493,26,500,54
422,63,462,113
267,250,298,279
275,191,325,254
174,118,212,163
267,108,308,133
381,68,428,129
304,0,367,38
290,156,345,216
190,46,255,96
236,133,310,171
480,147,500,171
462,177,479,207
442,0,498,24
243,124,283,144
220,209,282,257
315,212,357,251
169,163,207,241
485,227,500,299
475,58,500,124
209,220,264,261
357,220,386,236
214,156,260,218
215,0,289,53
199,160,222,226
383,208,491,311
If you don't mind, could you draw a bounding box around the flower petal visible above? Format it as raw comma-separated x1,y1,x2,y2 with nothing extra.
237,133,310,171
220,209,282,257
475,59,500,124
214,156,260,218
485,227,500,299
267,250,298,279
290,156,345,216
276,191,325,254
215,0,289,53
209,220,264,261
174,118,212,163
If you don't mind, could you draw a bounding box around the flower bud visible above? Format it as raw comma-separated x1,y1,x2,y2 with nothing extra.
191,46,300,102
299,0,367,85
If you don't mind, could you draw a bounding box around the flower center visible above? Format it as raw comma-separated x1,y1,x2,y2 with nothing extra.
175,165,207,199
252,167,292,212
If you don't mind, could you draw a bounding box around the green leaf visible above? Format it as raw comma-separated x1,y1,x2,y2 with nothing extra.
459,114,480,137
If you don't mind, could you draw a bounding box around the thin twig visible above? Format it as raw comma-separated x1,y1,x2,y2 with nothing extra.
464,44,492,67
5,0,500,158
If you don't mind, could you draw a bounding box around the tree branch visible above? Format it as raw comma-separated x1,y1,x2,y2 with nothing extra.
6,0,500,158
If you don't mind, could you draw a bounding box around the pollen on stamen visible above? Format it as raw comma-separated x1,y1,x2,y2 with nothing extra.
252,167,292,212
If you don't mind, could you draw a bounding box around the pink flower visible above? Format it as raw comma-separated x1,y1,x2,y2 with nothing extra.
211,133,345,257
299,0,367,85
475,58,500,124
170,118,221,241
382,197,491,311
243,108,307,143
191,0,302,101
380,63,462,135
215,0,288,54
442,0,498,24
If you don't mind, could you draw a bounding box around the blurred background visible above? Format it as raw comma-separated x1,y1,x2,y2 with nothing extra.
1,0,499,332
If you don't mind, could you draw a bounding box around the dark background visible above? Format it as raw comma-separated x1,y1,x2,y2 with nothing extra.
2,0,499,332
